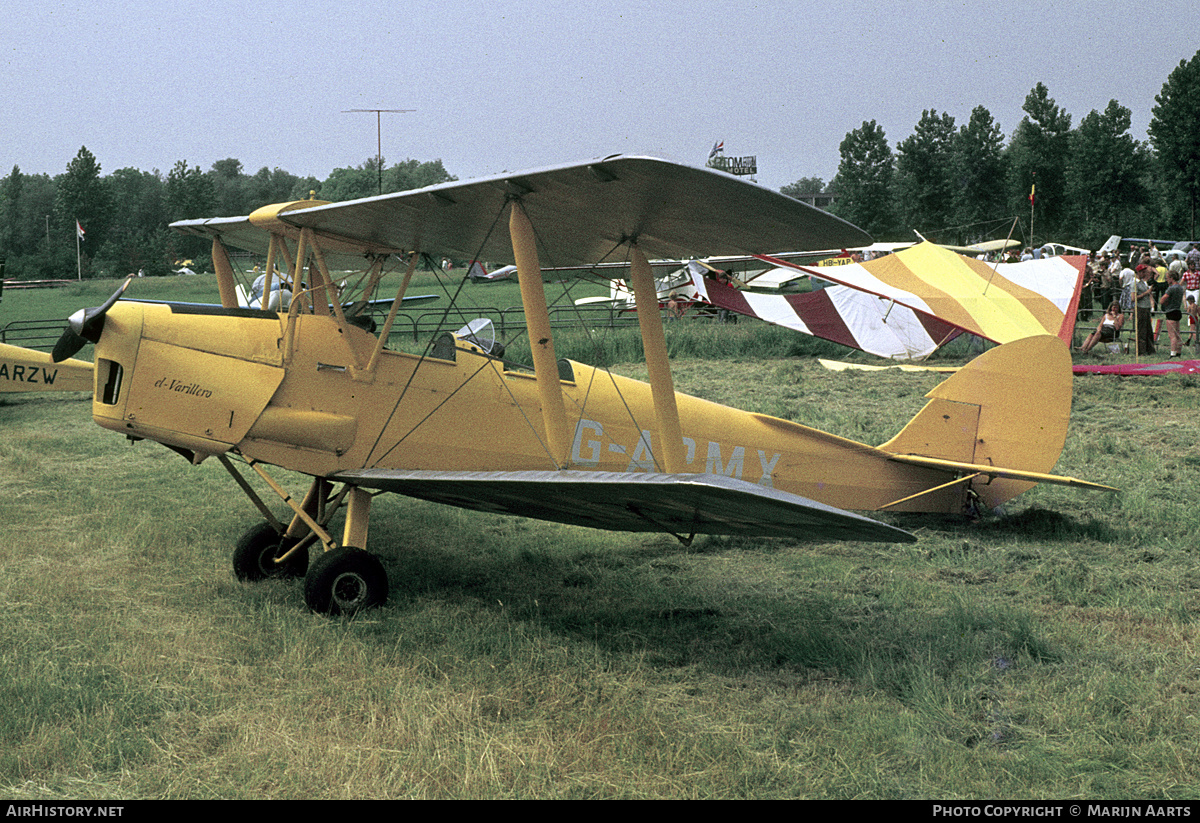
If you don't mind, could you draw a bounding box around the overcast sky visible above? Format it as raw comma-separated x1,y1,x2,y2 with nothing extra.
2,0,1195,194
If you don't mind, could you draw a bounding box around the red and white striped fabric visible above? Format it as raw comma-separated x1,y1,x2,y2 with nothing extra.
691,243,1084,360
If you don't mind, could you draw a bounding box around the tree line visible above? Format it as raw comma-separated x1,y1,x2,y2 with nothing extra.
784,52,1200,251
0,153,454,280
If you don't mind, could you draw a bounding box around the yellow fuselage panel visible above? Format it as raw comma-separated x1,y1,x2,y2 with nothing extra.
120,339,285,447
139,304,284,366
92,304,284,449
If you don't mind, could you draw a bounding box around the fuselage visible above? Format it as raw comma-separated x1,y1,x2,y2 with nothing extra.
89,301,960,514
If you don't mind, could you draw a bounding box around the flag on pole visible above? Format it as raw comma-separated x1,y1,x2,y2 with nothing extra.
1028,184,1035,206
76,220,86,241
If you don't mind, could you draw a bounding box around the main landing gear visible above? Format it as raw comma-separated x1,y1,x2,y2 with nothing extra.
221,458,388,615
233,521,388,614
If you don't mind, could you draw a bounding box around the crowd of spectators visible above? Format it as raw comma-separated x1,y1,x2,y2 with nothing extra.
1078,242,1200,357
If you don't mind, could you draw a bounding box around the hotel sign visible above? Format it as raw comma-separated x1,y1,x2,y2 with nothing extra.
709,155,757,176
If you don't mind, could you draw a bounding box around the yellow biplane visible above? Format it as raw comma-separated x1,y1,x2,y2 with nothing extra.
51,156,1113,614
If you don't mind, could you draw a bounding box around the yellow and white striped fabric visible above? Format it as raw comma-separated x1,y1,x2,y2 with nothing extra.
788,242,1084,345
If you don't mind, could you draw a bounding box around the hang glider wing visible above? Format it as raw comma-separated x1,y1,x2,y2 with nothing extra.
173,156,870,269
818,359,959,373
762,241,1084,350
334,469,916,544
691,269,962,360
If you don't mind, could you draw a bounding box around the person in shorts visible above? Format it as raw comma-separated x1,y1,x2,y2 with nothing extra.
1160,269,1185,357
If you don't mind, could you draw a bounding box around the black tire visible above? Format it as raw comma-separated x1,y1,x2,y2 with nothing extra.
232,522,309,581
303,547,388,615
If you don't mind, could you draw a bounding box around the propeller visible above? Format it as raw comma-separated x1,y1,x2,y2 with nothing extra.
51,276,134,363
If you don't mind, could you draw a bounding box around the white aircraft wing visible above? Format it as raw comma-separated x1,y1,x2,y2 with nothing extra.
939,239,1020,254
741,267,807,289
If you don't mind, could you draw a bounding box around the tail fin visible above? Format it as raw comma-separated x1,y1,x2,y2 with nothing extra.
880,335,1073,508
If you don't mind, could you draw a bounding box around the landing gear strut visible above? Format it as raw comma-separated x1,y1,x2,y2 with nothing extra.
221,457,388,614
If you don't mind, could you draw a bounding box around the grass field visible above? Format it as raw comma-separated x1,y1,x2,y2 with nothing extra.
1,273,1199,799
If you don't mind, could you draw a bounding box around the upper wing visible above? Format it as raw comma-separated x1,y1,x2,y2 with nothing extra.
173,156,871,268
334,468,916,544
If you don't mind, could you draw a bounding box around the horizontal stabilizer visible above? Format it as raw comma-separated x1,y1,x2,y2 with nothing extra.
334,469,916,544
886,454,1118,493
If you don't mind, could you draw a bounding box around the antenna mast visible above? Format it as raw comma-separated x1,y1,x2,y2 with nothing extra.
343,108,416,195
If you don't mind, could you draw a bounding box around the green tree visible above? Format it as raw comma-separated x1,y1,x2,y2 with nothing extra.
949,106,1008,238
384,158,456,192
165,161,214,262
13,173,66,279
0,165,22,256
1006,83,1072,242
99,167,169,276
55,146,111,275
320,157,456,203
320,158,383,202
829,120,895,238
1065,100,1147,246
288,176,323,201
165,160,214,222
895,109,956,236
209,157,247,216
245,166,302,207
779,177,826,198
1149,50,1200,237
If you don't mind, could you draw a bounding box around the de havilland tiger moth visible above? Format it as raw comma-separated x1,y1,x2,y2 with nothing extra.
49,155,1114,614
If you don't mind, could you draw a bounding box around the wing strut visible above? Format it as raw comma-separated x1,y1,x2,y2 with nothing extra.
629,245,686,473
212,238,240,309
878,472,983,511
365,251,419,374
263,234,278,307
510,200,571,466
